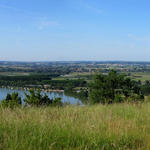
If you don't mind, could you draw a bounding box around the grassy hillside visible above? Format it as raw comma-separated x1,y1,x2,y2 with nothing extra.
0,103,150,150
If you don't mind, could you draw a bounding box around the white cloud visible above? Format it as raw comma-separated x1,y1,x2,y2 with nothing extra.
70,0,103,15
0,3,60,30
84,3,103,14
0,4,18,10
38,20,60,30
0,3,43,18
128,33,150,41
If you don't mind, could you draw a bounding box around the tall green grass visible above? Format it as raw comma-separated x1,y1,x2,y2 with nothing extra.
0,103,150,149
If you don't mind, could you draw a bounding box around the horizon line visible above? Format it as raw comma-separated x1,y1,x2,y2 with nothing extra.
0,60,150,63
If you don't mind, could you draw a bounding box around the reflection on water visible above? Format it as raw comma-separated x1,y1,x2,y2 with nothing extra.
0,88,82,105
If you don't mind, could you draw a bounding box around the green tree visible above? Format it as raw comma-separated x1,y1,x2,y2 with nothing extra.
141,80,150,96
89,70,144,104
1,92,22,108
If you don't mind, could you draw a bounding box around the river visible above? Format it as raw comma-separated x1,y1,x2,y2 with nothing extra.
0,88,82,105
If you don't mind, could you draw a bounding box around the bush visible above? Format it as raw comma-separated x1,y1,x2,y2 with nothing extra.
114,94,123,103
24,89,62,107
51,97,62,106
0,92,22,108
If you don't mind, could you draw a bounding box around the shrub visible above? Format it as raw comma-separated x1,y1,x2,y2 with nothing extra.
24,89,62,107
51,97,62,106
0,92,22,108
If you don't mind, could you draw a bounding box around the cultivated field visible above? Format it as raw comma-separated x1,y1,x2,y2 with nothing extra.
131,72,150,82
0,103,150,150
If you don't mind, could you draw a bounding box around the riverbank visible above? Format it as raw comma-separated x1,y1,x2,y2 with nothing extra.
0,103,150,149
0,86,64,93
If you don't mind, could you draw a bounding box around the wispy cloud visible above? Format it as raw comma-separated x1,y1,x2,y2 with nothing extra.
128,33,150,41
79,0,103,14
0,3,31,15
70,0,103,15
0,3,60,30
0,4,18,10
38,20,60,30
84,3,103,14
0,3,42,18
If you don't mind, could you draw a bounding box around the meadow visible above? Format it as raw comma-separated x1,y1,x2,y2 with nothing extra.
0,103,150,150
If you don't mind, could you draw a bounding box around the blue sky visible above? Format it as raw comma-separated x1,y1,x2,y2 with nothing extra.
0,0,150,61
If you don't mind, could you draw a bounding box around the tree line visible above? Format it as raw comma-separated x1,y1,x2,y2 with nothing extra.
0,74,87,90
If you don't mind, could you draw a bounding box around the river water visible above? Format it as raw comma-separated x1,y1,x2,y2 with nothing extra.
0,88,82,105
